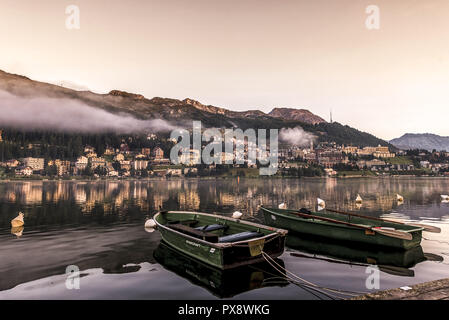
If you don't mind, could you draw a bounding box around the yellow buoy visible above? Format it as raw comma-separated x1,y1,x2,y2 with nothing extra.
11,212,24,227
396,194,404,202
11,226,24,237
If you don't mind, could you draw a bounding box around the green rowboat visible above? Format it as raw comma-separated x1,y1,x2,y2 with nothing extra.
260,207,423,250
153,211,288,270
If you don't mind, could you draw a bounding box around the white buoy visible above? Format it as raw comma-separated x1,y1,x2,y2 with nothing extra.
144,219,156,228
144,227,155,233
278,203,287,209
397,194,404,202
317,198,325,208
232,211,243,219
356,194,363,203
441,195,449,201
11,212,24,228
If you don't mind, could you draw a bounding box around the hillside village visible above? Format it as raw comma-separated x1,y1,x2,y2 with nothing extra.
1,129,448,180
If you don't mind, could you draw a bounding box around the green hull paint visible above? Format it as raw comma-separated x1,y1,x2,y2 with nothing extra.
158,226,223,269
261,207,422,250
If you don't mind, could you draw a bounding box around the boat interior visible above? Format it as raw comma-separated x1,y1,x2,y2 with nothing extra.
267,207,420,231
159,212,268,243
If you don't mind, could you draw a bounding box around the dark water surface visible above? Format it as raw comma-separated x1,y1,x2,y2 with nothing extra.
0,177,448,299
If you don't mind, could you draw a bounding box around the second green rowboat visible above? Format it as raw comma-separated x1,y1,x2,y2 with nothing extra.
260,207,423,250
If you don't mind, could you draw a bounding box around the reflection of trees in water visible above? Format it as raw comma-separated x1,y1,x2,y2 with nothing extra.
0,178,448,227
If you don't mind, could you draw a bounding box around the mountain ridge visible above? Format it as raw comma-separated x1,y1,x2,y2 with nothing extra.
390,133,449,151
0,69,393,148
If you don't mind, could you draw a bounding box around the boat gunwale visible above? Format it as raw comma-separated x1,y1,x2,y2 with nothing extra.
153,211,288,249
260,206,423,233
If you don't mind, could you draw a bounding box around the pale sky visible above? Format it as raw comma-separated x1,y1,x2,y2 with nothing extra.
1,0,448,140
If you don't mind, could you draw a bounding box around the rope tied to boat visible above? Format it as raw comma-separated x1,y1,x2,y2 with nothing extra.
259,247,367,299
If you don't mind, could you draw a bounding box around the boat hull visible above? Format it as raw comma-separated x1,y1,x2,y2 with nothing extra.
154,211,287,270
261,207,422,250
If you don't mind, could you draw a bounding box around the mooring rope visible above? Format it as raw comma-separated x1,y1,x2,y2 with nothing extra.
259,254,341,299
259,249,366,298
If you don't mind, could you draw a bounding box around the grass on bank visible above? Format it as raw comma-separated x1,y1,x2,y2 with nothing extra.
226,168,261,177
386,156,413,165
337,170,376,177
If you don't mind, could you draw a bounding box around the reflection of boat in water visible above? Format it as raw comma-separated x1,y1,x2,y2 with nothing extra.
11,226,24,238
285,233,440,277
153,241,288,298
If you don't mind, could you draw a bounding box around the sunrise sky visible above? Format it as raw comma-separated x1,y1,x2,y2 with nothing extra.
1,0,448,140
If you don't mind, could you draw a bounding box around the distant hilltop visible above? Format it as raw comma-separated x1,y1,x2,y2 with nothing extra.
269,108,327,125
390,133,449,151
0,69,392,148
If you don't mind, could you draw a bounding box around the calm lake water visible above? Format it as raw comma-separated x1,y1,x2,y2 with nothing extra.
0,177,448,300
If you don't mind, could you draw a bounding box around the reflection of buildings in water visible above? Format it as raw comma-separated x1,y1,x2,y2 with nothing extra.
102,202,114,214
19,182,43,205
219,193,235,206
153,193,169,211
178,190,200,210
81,201,96,214
325,177,337,191
74,186,87,204
53,182,70,203
2,178,449,220
165,180,182,191
131,184,148,200
6,190,16,202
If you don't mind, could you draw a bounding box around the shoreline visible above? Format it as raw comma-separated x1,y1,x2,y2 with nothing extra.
1,175,449,183
352,278,449,300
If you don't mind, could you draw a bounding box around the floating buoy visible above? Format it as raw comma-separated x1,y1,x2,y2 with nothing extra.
356,194,363,203
317,198,325,209
441,195,449,201
11,212,24,228
232,211,243,219
397,194,404,202
144,219,156,228
278,203,287,209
